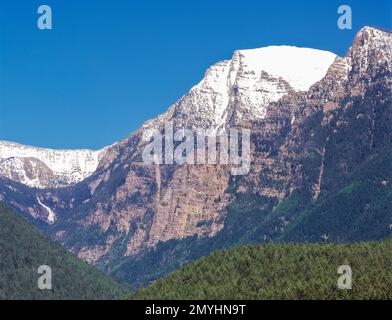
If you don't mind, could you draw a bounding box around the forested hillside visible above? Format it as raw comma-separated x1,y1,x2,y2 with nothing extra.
132,240,392,300
0,204,129,300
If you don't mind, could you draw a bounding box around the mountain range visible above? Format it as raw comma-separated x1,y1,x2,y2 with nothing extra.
0,26,391,289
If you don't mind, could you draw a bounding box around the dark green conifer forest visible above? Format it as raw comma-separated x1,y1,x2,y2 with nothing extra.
0,204,129,300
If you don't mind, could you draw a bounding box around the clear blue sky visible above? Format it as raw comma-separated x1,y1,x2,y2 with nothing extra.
0,0,391,150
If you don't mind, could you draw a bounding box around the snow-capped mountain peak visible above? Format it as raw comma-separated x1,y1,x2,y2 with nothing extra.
153,45,337,131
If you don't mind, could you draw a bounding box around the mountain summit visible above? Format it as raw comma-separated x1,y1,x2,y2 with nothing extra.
144,45,336,132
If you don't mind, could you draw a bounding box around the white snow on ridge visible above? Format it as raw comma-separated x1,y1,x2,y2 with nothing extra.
236,46,337,92
0,141,108,188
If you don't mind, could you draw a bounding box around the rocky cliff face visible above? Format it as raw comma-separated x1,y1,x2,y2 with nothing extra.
0,27,391,272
